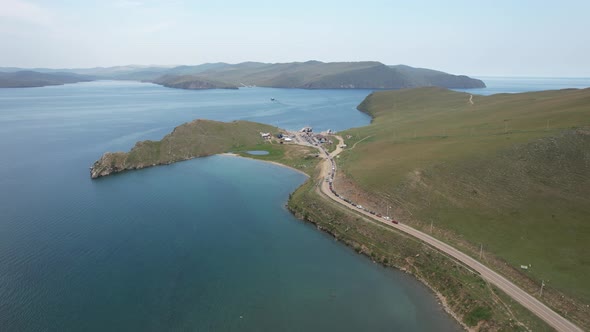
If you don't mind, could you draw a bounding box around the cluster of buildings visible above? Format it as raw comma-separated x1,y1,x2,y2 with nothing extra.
261,127,334,146
262,126,399,223
299,127,333,146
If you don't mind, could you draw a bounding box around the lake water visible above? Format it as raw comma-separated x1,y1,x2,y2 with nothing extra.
0,81,459,331
454,76,590,95
3,77,586,331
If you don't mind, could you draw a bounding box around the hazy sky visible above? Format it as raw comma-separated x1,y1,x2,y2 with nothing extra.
1,0,589,76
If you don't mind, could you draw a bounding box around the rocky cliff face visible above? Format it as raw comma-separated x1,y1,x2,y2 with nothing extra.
90,152,130,179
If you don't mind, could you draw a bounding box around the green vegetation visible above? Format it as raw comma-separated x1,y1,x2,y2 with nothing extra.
287,163,553,331
466,307,492,327
232,142,320,175
91,119,322,178
389,64,485,89
337,87,590,328
91,119,278,178
88,86,589,329
149,61,485,90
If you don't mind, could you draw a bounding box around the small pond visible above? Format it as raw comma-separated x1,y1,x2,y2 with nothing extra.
246,150,270,155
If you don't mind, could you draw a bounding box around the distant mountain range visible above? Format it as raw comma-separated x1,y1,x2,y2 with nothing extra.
0,71,94,88
0,61,486,89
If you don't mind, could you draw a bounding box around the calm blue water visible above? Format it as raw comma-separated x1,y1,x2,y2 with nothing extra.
0,82,460,331
454,76,590,95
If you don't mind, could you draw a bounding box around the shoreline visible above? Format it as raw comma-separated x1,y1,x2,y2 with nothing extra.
227,152,470,329
287,184,469,331
218,152,311,178
223,150,467,330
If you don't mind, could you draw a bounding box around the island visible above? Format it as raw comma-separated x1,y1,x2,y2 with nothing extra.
150,75,239,90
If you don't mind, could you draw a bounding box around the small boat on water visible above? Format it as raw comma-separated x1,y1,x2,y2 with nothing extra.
270,98,276,101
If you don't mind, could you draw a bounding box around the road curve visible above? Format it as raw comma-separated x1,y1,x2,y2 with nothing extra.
312,135,582,332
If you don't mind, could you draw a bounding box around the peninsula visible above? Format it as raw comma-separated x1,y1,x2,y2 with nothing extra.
90,87,589,331
91,88,590,330
90,119,277,178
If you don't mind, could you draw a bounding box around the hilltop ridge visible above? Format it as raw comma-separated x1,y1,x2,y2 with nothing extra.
146,61,486,90
337,87,590,328
1,61,485,90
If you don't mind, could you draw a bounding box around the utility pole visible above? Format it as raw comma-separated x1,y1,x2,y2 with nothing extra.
540,280,545,297
479,244,483,260
430,220,433,233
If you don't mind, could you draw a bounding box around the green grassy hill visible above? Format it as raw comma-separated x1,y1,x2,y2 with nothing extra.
338,88,590,306
91,119,277,178
150,61,485,90
389,65,486,89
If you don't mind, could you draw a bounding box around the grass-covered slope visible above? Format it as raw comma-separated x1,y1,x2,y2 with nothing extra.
389,64,487,89
90,119,277,178
339,87,590,307
288,164,553,331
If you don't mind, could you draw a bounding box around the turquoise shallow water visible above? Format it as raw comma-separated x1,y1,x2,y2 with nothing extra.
0,82,460,331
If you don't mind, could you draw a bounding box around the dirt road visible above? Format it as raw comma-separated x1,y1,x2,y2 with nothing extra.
311,135,582,332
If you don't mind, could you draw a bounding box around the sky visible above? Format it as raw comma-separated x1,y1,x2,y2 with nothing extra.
0,0,589,76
